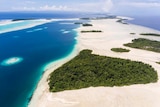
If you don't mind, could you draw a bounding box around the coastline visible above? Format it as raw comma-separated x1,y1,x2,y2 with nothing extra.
28,45,80,107
0,19,53,34
0,18,79,34
29,18,160,107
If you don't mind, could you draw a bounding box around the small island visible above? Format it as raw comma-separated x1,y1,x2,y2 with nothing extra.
140,33,160,36
12,19,34,21
48,50,158,92
81,30,102,33
111,48,130,52
116,19,128,24
124,38,160,53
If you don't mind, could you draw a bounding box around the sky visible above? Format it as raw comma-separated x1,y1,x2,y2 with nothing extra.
0,0,160,16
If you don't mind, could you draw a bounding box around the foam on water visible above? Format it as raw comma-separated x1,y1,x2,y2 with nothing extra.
26,27,48,33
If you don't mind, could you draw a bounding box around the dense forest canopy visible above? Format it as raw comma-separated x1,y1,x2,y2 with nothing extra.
49,50,158,92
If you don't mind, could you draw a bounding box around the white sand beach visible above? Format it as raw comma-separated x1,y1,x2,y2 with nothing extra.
0,18,79,34
0,19,54,34
29,18,160,107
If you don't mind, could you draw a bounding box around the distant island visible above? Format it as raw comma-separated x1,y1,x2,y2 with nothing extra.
80,15,117,20
140,33,160,36
81,30,102,33
11,19,35,21
116,19,128,24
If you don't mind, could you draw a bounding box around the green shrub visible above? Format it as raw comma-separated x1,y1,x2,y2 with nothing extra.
111,48,130,52
124,38,160,53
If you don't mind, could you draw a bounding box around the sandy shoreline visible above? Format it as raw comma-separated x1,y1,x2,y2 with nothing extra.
0,19,54,34
29,18,160,107
0,18,79,34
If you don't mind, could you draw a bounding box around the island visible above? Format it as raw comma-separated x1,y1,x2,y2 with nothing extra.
81,30,102,33
29,17,160,107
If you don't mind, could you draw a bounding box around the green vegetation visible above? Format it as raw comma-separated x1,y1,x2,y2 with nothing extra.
48,50,158,92
124,38,160,53
130,33,136,35
156,62,160,64
81,30,102,33
111,48,130,52
74,23,93,26
74,22,83,24
82,23,93,26
140,33,160,36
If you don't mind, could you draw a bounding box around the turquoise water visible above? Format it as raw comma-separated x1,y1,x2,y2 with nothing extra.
0,20,34,30
0,19,85,107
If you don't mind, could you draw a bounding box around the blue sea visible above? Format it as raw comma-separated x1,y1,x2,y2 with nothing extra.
127,15,160,31
0,12,92,107
0,12,160,107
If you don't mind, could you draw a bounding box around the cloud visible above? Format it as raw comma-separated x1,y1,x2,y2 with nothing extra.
11,0,114,13
25,1,35,4
120,1,160,7
102,0,114,12
12,6,36,11
12,5,72,11
70,0,114,13
39,5,70,11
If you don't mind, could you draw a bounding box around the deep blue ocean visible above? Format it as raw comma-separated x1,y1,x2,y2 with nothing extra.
0,12,159,107
127,15,160,31
0,12,92,107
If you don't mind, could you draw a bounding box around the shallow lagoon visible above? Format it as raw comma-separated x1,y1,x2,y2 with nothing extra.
1,57,23,66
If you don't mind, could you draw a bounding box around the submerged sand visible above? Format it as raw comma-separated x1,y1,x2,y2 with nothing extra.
29,18,160,107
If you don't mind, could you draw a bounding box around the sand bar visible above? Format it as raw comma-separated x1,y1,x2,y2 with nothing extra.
0,18,80,34
29,18,160,107
0,19,55,34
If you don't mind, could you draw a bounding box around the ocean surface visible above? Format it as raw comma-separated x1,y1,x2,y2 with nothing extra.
0,12,159,107
127,15,160,31
0,12,91,107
